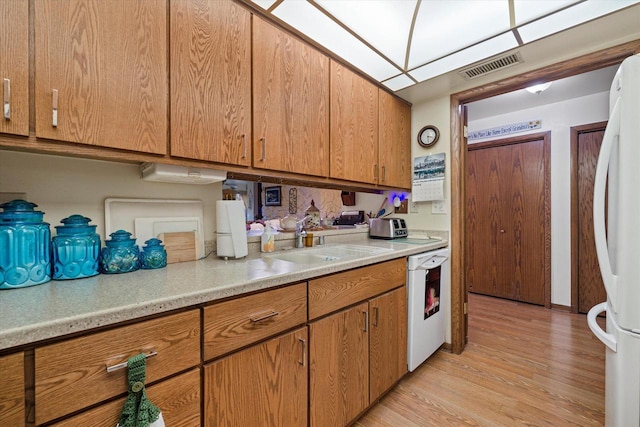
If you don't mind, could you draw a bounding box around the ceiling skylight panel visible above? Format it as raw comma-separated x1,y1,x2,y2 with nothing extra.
315,0,417,69
272,0,400,81
518,0,640,43
409,32,518,82
513,0,580,25
409,0,511,69
382,74,416,91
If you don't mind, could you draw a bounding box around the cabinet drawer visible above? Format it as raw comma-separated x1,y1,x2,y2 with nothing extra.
51,368,200,427
308,258,406,320
203,283,307,360
0,352,25,426
35,310,200,424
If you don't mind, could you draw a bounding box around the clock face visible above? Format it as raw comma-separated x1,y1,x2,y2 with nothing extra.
418,125,439,147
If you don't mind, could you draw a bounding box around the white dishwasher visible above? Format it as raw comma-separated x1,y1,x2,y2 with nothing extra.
407,247,450,371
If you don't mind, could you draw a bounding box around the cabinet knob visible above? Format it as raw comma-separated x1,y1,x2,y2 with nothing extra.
500,229,506,233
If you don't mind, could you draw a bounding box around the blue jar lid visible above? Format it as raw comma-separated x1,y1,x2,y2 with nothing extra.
105,229,137,247
0,199,47,224
143,238,164,248
55,214,97,235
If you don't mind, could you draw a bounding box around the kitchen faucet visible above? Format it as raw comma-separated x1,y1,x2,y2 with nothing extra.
295,216,310,248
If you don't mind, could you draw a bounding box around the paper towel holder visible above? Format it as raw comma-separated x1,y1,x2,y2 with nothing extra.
141,163,227,184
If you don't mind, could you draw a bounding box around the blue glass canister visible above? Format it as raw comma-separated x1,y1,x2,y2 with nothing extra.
0,199,51,289
52,215,101,280
140,238,167,269
100,230,140,274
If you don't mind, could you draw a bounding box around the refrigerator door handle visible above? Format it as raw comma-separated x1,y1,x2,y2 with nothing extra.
587,302,617,352
593,98,621,308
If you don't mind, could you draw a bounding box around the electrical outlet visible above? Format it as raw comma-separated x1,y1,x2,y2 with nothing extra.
395,200,408,214
410,201,419,213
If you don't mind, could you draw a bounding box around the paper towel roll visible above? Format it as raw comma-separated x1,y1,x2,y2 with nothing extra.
216,200,248,258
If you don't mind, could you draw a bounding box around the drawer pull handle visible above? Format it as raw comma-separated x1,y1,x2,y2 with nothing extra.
381,165,386,182
298,338,306,366
373,306,379,327
106,350,157,373
363,310,369,333
241,133,247,159
250,310,279,323
260,137,266,161
3,78,10,119
52,89,58,127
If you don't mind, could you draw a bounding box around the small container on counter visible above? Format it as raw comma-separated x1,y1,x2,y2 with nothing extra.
140,238,167,269
52,215,101,280
100,230,140,274
0,199,51,289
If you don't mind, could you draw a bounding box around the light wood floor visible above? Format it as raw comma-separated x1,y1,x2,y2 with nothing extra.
355,293,606,426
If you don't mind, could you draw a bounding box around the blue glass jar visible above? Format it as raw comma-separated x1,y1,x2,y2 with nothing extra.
0,199,51,289
100,230,139,274
52,215,101,280
140,238,167,269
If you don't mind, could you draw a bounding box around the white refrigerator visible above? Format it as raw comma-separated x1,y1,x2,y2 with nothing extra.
588,53,640,426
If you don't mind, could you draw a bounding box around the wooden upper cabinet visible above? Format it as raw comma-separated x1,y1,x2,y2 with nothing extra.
0,0,29,136
330,61,378,184
34,0,167,154
170,0,251,166
379,90,411,189
253,16,330,177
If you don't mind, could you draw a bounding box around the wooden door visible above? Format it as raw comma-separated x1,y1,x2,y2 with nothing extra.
253,17,329,177
369,287,407,402
35,0,167,154
467,133,549,305
309,303,369,427
170,0,251,166
330,61,378,184
379,90,411,189
204,327,308,427
0,0,29,136
572,123,607,313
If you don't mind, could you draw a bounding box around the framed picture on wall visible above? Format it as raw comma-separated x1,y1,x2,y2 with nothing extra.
264,186,281,206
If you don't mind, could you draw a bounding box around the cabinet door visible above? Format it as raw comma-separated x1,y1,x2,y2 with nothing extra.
330,61,378,184
204,327,308,427
379,90,411,189
170,0,251,166
0,352,24,426
369,287,407,402
253,17,329,177
0,0,29,136
309,303,369,427
35,0,167,154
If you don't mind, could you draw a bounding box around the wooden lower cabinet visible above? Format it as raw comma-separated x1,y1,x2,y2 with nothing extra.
310,287,408,427
204,327,308,427
50,368,201,427
370,287,408,402
309,302,370,427
0,352,25,426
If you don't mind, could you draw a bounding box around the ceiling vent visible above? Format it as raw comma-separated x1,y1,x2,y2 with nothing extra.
458,52,524,80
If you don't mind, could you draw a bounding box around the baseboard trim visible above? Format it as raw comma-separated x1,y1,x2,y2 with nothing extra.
551,303,572,312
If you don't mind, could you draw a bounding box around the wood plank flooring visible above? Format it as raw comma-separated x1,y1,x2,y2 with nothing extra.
355,294,606,426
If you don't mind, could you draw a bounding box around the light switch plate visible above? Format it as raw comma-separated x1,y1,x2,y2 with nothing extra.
410,201,419,213
432,201,447,214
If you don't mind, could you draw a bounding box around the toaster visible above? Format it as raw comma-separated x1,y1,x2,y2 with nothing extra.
369,218,408,239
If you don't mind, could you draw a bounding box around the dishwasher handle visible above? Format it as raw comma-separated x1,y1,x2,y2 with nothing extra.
416,255,448,271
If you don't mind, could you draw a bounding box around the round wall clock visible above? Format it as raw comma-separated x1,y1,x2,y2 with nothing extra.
417,125,440,147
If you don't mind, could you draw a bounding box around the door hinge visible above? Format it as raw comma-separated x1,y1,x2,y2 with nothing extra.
463,126,468,138
464,302,468,314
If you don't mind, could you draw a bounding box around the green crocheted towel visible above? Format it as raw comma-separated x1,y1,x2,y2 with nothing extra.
117,353,162,427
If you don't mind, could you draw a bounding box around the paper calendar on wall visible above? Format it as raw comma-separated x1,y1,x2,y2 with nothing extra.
412,153,445,202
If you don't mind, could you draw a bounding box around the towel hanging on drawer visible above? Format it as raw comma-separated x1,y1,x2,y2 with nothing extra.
116,353,165,427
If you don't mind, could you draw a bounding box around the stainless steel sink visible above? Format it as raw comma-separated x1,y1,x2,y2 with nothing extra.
266,244,392,265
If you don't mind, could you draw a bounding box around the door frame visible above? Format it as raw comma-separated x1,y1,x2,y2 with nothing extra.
570,121,608,313
467,132,551,307
449,39,640,354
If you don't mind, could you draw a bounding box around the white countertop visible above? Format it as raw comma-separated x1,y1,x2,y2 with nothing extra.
0,236,447,351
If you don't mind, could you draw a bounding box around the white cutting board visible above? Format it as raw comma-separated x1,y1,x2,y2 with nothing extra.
104,198,205,259
135,217,204,259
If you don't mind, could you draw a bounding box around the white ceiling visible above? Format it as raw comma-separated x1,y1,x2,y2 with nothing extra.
246,0,640,96
467,64,618,120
